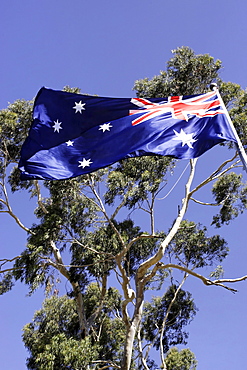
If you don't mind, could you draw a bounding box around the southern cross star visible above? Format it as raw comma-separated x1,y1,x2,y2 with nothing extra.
73,101,85,113
52,120,62,133
173,128,197,148
99,122,112,132
66,140,74,146
78,158,93,168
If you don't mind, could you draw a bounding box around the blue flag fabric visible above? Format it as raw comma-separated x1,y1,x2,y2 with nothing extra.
19,87,238,180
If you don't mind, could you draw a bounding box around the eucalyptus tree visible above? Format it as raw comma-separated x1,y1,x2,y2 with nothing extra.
1,47,247,370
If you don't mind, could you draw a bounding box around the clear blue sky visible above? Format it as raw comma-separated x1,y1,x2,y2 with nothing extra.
1,1,247,369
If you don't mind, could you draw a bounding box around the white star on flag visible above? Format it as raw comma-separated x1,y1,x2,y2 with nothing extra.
99,123,112,132
173,128,197,148
78,158,93,168
73,101,85,113
66,140,74,146
53,120,62,133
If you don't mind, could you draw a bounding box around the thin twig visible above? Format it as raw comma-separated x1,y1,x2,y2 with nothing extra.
72,238,115,258
0,256,22,263
190,155,239,196
91,360,121,369
160,274,187,368
190,194,230,206
158,263,242,293
0,267,23,274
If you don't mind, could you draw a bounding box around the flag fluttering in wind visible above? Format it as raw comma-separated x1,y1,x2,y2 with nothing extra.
19,87,247,180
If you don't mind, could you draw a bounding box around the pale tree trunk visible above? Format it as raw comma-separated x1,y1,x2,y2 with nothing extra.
121,159,198,370
71,281,89,336
121,281,145,370
50,241,88,335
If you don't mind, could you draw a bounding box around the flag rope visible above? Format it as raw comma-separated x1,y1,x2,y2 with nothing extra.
157,161,190,200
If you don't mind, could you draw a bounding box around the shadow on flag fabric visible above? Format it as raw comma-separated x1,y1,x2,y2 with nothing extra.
19,87,245,180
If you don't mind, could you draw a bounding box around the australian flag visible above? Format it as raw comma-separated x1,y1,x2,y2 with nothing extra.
19,87,240,180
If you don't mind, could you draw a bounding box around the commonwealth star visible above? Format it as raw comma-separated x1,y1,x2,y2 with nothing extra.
99,123,112,132
173,129,197,148
73,101,86,113
52,120,62,133
78,158,93,168
66,140,74,146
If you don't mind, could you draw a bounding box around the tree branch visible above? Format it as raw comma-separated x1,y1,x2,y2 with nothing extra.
34,180,49,214
190,195,230,206
0,266,23,274
137,325,150,370
110,181,135,220
91,360,121,369
0,171,34,234
160,274,187,368
0,255,22,273
190,154,239,196
87,175,126,250
137,159,198,279
0,256,22,264
88,274,108,328
0,198,7,206
115,255,134,328
213,275,247,284
159,263,243,293
50,241,89,335
72,238,115,258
